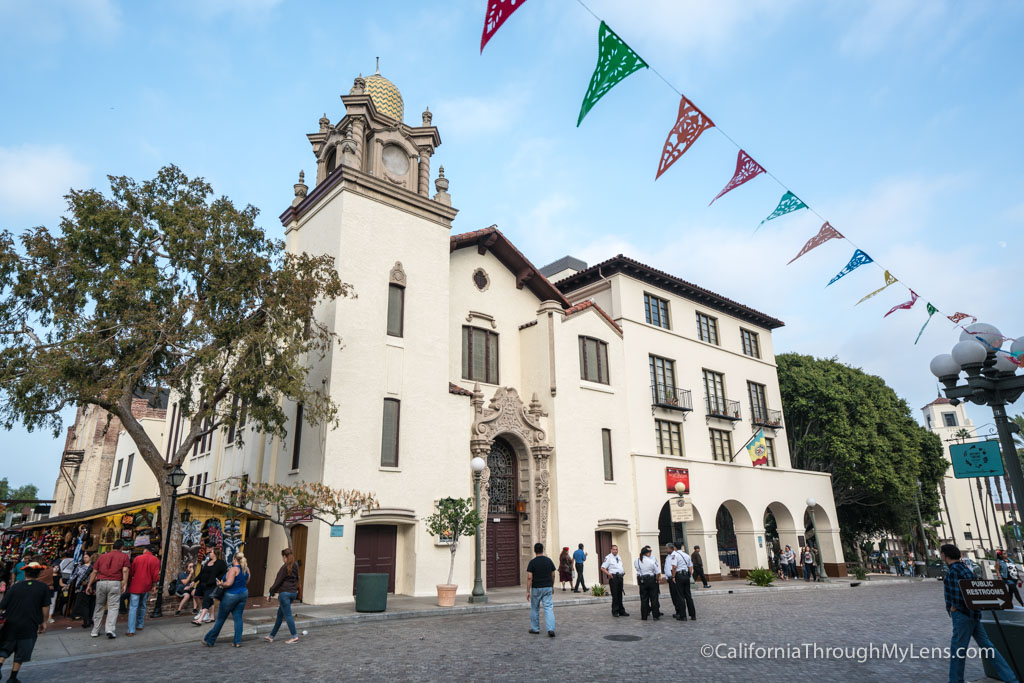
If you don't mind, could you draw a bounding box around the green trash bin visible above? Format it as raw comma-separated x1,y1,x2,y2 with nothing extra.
355,573,388,613
980,609,1024,681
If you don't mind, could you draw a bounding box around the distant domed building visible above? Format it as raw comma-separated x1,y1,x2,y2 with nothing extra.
363,70,404,122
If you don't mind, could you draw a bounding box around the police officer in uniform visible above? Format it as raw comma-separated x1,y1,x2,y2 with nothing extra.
600,545,629,617
664,542,683,619
633,545,662,620
673,544,697,621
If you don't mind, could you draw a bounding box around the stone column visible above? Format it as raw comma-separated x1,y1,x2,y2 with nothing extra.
417,147,432,197
531,445,552,548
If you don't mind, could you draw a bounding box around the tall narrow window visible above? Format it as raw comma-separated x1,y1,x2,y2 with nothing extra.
227,395,247,444
740,328,760,358
703,369,726,414
764,437,777,467
601,429,614,481
124,453,134,484
201,472,209,497
644,293,670,329
187,475,194,491
387,284,405,337
462,326,499,384
655,420,683,456
649,355,676,403
696,312,719,345
579,336,610,384
748,382,768,423
709,428,733,461
113,459,123,487
381,399,400,467
291,403,304,470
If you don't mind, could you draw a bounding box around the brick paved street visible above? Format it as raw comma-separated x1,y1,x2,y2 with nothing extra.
16,581,1001,682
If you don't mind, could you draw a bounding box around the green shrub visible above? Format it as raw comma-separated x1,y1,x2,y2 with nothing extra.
591,584,607,597
852,566,868,580
747,567,775,587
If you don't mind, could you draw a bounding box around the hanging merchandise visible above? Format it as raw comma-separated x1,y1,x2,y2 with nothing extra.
915,303,938,344
827,249,873,286
787,222,843,265
709,149,765,205
479,0,529,53
759,191,807,229
655,95,715,179
884,290,919,318
856,270,898,305
577,21,648,126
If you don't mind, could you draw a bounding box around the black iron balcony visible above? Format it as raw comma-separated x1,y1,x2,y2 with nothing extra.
651,384,693,412
751,406,784,428
705,396,742,421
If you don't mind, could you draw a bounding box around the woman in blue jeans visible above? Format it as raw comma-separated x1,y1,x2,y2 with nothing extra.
264,548,301,644
203,552,249,648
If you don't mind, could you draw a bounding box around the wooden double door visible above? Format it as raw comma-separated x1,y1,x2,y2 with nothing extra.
353,524,397,593
486,439,521,588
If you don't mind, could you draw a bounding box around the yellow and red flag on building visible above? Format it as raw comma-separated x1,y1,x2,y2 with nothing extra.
747,428,768,467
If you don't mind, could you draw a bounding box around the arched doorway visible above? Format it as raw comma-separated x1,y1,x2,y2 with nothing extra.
486,438,520,588
803,502,842,574
764,503,798,572
716,500,757,574
658,500,706,569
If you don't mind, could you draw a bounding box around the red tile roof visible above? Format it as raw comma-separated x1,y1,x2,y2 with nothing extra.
554,254,785,330
564,300,622,334
449,382,473,397
922,397,953,409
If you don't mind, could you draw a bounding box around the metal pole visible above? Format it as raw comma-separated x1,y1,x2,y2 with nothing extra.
469,471,487,603
992,404,1024,544
913,483,927,576
151,488,178,618
810,507,828,581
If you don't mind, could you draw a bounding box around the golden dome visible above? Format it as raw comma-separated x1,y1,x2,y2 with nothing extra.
364,73,404,122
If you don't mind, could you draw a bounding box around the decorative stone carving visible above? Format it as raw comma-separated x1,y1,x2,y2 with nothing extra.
417,146,432,197
319,113,331,133
340,125,360,169
350,75,365,96
472,268,490,292
470,385,553,549
434,165,451,206
389,261,406,287
292,170,308,207
422,106,432,126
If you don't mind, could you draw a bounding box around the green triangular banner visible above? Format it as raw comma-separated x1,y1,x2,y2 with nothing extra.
577,21,648,126
758,191,807,229
914,303,938,345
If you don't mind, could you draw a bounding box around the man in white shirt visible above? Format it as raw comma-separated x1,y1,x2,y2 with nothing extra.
600,545,629,618
673,545,696,621
633,545,662,620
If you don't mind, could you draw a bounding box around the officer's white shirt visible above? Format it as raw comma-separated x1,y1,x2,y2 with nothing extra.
601,553,625,575
664,551,679,575
677,551,693,572
634,555,661,577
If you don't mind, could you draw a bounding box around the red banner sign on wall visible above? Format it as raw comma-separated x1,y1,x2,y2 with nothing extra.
665,467,689,494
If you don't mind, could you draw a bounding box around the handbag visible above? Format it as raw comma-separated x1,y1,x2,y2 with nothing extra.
209,575,226,601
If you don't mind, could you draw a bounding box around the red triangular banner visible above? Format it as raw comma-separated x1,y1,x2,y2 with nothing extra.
709,149,765,205
787,222,844,265
655,95,715,180
884,290,919,318
480,0,529,53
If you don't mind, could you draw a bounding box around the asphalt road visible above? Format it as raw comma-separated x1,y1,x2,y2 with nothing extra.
14,580,998,682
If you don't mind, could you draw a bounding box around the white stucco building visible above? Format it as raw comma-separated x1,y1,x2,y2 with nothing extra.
248,68,846,603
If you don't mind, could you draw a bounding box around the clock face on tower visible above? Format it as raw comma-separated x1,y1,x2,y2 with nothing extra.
382,144,410,176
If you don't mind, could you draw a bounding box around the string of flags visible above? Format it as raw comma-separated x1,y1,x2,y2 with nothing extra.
477,0,1006,350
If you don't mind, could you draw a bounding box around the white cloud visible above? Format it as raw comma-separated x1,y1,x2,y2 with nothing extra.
0,144,90,223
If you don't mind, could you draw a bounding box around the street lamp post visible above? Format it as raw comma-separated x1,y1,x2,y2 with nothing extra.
931,326,1024,551
469,456,487,604
913,480,928,577
806,497,829,582
151,465,186,618
674,482,689,551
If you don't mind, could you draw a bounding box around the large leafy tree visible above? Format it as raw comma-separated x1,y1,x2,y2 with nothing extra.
0,165,349,574
0,478,39,501
777,353,947,551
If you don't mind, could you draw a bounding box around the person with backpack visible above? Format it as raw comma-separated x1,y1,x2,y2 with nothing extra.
997,551,1023,608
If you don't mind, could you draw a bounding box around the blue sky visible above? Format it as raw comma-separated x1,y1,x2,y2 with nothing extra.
2,0,1022,491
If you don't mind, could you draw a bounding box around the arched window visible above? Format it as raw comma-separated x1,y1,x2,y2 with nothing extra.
487,439,516,514
324,147,337,175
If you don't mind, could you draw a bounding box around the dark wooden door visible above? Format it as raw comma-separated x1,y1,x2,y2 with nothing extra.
353,525,397,593
595,531,613,585
486,439,520,588
245,535,269,597
291,524,307,602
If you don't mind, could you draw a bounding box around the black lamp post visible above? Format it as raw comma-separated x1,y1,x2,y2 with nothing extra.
931,324,1024,547
151,465,186,618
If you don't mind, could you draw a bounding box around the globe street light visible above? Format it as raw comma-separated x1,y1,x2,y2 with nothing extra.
931,324,1024,544
151,465,187,618
469,456,487,604
675,482,689,550
806,497,829,581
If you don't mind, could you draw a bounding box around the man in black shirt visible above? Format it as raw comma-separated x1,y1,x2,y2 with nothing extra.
0,562,51,681
526,542,557,637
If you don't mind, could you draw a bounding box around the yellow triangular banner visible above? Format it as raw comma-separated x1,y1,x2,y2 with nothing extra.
856,270,897,305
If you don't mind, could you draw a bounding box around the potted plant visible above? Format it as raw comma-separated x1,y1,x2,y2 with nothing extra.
423,497,482,607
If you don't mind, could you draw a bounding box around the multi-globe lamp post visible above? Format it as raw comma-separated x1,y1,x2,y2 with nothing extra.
470,456,487,604
930,324,1024,538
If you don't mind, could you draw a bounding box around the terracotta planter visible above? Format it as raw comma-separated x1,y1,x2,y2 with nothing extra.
436,583,458,607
